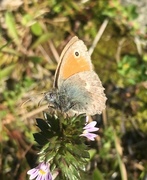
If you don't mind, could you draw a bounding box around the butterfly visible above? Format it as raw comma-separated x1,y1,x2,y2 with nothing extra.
44,36,107,116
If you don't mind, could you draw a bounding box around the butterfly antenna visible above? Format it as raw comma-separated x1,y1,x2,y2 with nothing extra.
21,92,47,107
38,92,48,106
38,97,45,107
21,98,32,107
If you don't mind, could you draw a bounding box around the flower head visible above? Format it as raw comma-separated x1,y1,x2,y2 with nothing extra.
80,120,99,141
27,162,52,180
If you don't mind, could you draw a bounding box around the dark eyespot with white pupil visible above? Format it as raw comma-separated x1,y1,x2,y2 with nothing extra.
74,50,80,58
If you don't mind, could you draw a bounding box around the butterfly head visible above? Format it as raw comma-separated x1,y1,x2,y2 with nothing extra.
44,89,58,104
44,89,73,113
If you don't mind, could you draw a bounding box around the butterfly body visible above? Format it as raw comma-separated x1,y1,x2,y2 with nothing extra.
45,36,107,116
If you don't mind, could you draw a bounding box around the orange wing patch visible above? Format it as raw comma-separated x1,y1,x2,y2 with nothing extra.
61,53,91,80
54,36,93,88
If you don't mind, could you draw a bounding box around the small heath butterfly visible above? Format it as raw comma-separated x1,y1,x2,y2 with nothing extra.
44,36,107,115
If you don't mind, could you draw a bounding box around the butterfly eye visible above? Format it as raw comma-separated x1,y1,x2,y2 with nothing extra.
74,50,80,58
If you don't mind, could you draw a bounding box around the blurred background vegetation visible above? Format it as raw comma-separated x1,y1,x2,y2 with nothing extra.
0,0,147,179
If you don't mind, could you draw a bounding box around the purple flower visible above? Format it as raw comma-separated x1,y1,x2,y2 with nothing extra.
80,121,99,141
27,162,52,180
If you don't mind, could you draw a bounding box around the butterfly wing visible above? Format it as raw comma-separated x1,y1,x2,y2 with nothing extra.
50,36,106,115
59,71,107,115
53,36,93,88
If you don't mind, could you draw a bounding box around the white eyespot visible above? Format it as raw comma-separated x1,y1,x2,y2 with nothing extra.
74,50,80,58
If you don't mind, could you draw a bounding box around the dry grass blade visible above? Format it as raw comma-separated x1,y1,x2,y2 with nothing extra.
114,132,128,180
89,19,109,56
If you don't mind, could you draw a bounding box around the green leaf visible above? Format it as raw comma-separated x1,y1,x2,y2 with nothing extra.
45,150,57,162
33,132,48,145
66,143,89,159
31,22,43,36
31,33,51,48
0,64,16,79
21,14,33,26
44,113,60,132
89,149,97,160
58,158,81,180
92,168,104,180
28,56,43,63
36,118,49,131
5,11,19,44
125,5,138,20
0,41,12,51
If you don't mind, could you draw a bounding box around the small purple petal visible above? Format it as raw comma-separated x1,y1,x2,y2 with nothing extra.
86,133,97,141
27,169,36,175
88,127,99,132
29,170,39,179
36,174,41,180
46,173,52,180
80,120,99,141
80,132,97,141
27,162,52,180
84,121,99,132
84,121,97,129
